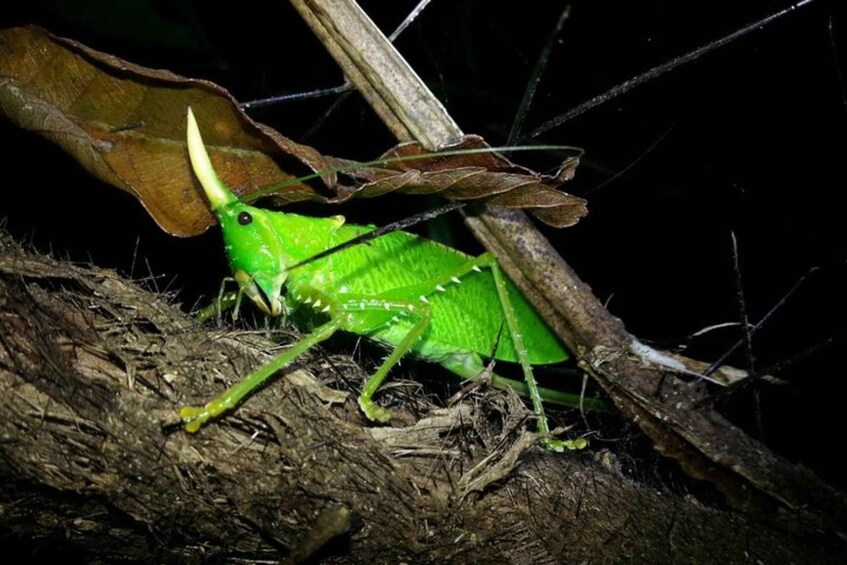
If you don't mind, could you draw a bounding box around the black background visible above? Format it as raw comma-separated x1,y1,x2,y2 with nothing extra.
2,1,845,489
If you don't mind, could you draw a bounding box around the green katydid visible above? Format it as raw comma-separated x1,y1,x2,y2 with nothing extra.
180,108,595,451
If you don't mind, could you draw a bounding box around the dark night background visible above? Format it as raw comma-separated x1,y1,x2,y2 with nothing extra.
2,0,845,495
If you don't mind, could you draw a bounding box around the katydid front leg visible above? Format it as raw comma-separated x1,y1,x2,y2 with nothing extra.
180,318,342,432
180,287,431,430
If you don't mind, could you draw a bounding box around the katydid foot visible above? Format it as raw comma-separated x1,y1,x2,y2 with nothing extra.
180,404,221,433
358,396,392,423
545,437,588,452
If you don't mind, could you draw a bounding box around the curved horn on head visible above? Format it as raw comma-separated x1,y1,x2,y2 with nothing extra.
186,107,238,210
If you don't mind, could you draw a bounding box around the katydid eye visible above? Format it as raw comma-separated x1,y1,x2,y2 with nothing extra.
238,211,253,225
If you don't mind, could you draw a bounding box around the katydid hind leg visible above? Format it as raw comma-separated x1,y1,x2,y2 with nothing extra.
380,251,586,450
486,255,585,451
440,352,607,412
424,251,572,449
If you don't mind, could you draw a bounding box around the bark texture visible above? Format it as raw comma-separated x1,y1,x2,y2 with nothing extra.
1,237,844,563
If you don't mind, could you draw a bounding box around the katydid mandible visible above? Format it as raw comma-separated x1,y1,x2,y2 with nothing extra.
180,108,585,451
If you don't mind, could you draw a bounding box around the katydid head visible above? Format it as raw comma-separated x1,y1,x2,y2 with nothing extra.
187,108,288,316
216,202,289,316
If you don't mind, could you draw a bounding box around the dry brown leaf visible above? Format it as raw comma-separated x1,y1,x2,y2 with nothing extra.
0,25,587,236
0,25,344,236
350,137,586,228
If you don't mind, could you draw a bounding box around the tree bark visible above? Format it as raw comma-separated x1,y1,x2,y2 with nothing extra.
1,237,843,563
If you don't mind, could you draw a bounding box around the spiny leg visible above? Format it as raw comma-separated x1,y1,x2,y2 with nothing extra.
362,251,583,448
331,295,432,422
180,317,342,432
440,352,607,413
373,251,575,447
329,254,495,414
481,252,579,452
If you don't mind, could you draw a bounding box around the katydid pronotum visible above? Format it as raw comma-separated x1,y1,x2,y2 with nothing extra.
180,108,593,451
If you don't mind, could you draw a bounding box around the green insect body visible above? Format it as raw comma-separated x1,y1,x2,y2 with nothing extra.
181,108,586,451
